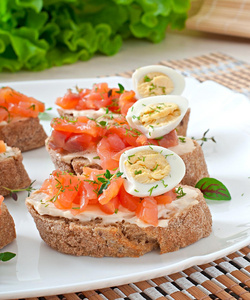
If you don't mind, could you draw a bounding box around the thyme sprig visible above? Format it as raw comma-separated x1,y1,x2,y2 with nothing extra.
97,170,123,195
2,180,36,201
192,129,216,146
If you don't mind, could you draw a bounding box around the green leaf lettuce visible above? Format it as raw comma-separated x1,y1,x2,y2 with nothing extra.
0,0,190,72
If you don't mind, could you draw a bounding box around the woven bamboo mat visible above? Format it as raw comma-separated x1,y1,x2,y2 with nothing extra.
186,0,250,39
14,52,250,300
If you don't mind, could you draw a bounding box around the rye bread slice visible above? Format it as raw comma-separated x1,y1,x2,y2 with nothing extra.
0,203,16,249
26,186,212,257
0,146,31,196
0,117,47,152
178,139,209,186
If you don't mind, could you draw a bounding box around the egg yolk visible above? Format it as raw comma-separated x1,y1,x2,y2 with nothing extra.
139,102,181,128
138,72,174,97
124,150,171,184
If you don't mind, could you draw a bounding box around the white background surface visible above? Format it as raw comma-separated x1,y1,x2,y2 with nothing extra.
1,76,250,299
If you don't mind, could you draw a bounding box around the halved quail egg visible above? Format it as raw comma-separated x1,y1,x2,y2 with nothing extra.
126,95,188,139
132,65,185,99
119,145,185,197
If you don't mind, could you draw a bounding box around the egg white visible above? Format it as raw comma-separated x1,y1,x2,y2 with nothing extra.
132,65,185,99
119,145,185,197
126,95,189,139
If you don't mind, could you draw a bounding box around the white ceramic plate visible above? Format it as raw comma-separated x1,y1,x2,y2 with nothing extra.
1,77,250,300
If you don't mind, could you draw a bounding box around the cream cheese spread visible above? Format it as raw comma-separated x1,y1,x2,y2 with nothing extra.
0,121,8,126
26,187,198,228
60,108,120,120
55,150,101,165
169,136,195,156
60,108,107,118
0,145,18,161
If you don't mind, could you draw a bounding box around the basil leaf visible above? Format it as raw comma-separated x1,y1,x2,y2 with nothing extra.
195,178,231,201
0,252,16,262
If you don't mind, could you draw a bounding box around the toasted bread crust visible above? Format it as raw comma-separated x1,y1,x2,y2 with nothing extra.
0,203,16,249
180,140,209,186
26,186,212,257
0,148,31,196
0,117,47,152
176,108,190,136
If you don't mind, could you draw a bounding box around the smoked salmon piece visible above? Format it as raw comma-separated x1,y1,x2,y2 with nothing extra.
55,83,137,115
36,169,177,226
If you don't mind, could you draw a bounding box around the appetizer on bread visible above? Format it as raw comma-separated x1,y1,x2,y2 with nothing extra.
0,196,16,249
47,95,208,186
0,140,31,196
55,66,190,136
0,87,47,151
26,146,212,257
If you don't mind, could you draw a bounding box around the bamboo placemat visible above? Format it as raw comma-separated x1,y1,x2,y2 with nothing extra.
13,52,250,300
186,0,250,39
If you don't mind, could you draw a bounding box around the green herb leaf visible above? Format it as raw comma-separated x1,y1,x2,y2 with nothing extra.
192,129,216,146
93,156,100,160
97,177,107,183
116,171,123,178
116,83,125,94
104,170,111,179
154,136,164,140
175,186,186,198
98,182,110,195
134,170,142,175
0,252,16,262
99,121,107,127
161,179,168,188
178,137,186,143
2,180,36,200
195,178,231,200
144,75,151,82
148,184,158,196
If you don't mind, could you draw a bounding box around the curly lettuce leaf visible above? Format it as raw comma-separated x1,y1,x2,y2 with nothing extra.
0,0,190,72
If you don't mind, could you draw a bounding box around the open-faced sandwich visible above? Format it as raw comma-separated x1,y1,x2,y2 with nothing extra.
47,94,208,187
55,66,190,136
0,140,31,196
0,87,47,151
0,196,16,249
26,145,212,257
